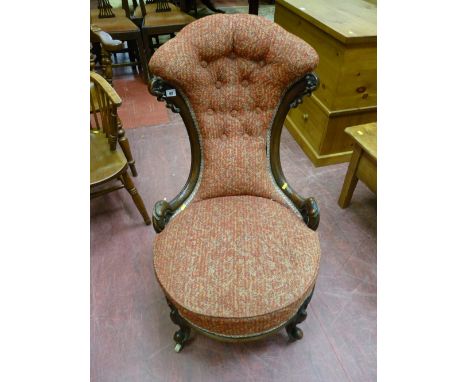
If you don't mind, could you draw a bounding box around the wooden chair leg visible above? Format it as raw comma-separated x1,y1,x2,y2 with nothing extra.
338,146,362,208
142,29,153,63
91,42,102,64
117,118,137,176
167,298,192,352
120,171,151,225
285,287,314,341
127,40,138,74
135,34,150,84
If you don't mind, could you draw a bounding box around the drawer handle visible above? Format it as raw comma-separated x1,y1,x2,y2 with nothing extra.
356,86,366,93
303,113,309,121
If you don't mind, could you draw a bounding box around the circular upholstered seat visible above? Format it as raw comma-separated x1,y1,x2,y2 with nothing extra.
153,195,321,338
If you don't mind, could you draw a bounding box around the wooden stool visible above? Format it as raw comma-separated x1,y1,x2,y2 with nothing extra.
338,122,377,208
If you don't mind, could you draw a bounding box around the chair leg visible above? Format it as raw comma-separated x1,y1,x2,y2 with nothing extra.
127,40,138,74
338,146,362,208
285,287,314,341
141,28,153,63
167,299,191,352
91,42,102,64
120,171,151,225
117,117,137,176
135,34,150,84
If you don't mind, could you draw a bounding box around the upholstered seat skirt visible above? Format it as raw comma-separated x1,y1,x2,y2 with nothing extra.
153,195,321,337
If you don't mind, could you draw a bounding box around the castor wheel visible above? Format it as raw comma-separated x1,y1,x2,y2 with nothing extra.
173,328,191,352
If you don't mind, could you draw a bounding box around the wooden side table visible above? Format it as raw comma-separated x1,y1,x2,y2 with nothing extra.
338,122,377,208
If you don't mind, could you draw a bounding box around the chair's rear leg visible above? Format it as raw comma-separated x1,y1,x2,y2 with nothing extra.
120,172,151,225
286,287,315,341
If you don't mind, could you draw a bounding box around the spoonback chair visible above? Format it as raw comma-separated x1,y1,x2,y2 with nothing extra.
90,72,151,225
148,14,321,352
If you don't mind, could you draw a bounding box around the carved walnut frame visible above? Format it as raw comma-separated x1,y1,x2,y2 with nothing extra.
148,72,320,351
149,72,320,233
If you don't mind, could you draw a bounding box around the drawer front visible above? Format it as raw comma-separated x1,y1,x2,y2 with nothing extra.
286,95,328,153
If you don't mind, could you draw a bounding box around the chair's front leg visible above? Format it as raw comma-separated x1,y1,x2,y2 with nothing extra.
286,287,314,341
167,299,191,352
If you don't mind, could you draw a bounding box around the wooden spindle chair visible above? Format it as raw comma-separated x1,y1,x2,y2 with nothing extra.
91,25,124,85
90,72,150,225
135,0,195,60
91,0,150,83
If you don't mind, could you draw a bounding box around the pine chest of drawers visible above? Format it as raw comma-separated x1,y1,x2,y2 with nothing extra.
275,0,377,166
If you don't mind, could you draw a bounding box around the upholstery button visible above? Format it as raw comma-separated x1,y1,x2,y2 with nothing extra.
259,60,265,67
207,108,214,115
229,52,236,59
201,61,208,68
215,81,222,89
241,80,249,87
243,132,249,137
221,133,227,139
231,110,237,117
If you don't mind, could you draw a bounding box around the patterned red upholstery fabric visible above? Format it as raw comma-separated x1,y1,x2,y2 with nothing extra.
150,14,321,337
154,196,321,337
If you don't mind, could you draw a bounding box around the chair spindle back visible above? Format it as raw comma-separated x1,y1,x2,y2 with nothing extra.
90,72,122,151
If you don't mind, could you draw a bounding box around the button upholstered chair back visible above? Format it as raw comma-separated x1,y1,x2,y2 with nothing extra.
149,14,319,208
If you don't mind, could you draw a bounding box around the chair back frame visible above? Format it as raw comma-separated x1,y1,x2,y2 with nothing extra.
90,72,122,151
148,73,321,233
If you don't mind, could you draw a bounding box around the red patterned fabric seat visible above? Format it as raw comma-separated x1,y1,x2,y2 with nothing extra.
154,195,320,337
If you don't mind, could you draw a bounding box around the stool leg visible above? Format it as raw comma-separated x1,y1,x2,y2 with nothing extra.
338,146,362,208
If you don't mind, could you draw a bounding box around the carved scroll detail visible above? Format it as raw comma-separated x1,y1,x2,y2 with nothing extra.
300,197,320,231
149,77,180,113
289,73,319,109
153,200,173,233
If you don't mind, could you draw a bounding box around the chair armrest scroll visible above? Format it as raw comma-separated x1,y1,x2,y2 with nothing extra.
149,76,202,233
91,25,124,52
270,73,320,231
